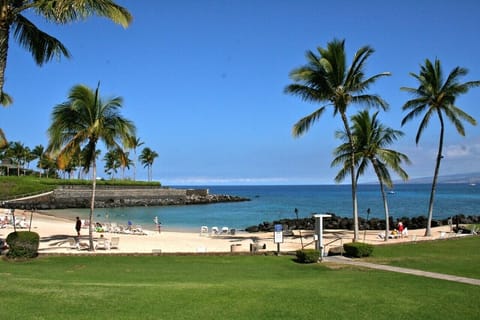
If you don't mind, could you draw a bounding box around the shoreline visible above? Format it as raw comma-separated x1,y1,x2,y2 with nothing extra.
1,209,472,255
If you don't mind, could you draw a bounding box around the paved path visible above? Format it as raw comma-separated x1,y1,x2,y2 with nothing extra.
323,256,480,286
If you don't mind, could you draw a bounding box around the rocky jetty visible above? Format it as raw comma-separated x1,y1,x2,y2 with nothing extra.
245,213,480,232
4,185,250,210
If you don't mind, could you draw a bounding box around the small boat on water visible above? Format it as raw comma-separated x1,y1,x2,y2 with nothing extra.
387,190,395,194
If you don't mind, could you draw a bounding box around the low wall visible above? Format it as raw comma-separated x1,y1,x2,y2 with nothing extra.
5,185,248,210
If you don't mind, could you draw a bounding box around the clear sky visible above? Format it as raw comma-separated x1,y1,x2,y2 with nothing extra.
2,0,480,185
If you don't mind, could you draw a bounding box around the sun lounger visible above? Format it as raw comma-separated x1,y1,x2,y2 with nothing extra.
68,237,89,250
95,237,110,250
211,226,219,236
132,225,147,235
221,227,229,235
109,237,120,249
200,226,209,236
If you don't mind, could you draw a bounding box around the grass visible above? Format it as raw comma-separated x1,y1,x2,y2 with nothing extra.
1,237,479,319
0,176,161,200
366,236,480,278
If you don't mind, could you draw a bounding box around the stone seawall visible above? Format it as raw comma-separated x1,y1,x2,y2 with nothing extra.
7,185,249,210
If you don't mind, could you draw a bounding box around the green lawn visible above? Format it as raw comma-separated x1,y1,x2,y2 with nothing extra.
366,236,480,279
1,238,479,319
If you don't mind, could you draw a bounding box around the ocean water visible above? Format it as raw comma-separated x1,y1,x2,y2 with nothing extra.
48,183,480,232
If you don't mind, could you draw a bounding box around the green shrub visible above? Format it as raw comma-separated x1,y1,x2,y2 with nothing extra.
295,249,320,263
343,242,374,258
5,231,40,259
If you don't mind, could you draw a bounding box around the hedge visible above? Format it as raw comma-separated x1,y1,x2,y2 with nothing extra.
343,242,374,258
5,231,40,259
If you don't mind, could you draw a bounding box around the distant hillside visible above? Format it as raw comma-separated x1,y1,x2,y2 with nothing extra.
403,172,480,184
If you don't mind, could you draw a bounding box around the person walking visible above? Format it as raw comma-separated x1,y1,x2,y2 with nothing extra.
75,217,82,236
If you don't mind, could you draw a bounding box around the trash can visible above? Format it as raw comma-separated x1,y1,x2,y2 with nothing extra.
230,244,242,252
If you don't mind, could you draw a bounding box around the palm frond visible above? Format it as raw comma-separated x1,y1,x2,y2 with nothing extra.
292,106,327,137
13,14,70,65
0,92,13,106
34,0,132,27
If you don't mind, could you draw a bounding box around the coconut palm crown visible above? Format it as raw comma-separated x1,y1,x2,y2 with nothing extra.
401,58,479,236
0,0,132,105
47,83,136,249
285,38,391,241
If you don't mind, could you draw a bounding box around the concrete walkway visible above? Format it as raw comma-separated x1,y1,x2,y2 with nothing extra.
323,256,480,286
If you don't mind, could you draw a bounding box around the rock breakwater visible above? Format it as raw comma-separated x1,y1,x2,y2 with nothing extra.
3,185,250,210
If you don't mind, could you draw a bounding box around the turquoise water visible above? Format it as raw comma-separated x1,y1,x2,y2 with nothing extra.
50,184,480,232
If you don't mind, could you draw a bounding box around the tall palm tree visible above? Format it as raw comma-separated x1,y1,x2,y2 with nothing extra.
32,144,44,176
0,0,132,105
47,83,135,250
332,110,410,241
285,39,391,241
401,58,479,236
139,147,158,182
125,135,144,181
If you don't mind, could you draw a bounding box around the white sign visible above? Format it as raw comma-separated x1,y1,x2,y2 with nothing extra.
274,224,283,243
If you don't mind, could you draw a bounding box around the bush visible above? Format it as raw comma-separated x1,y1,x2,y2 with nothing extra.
295,249,320,263
343,242,374,258
5,231,40,259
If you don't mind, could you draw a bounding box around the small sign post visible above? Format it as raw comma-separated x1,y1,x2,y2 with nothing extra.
313,214,331,260
274,224,283,254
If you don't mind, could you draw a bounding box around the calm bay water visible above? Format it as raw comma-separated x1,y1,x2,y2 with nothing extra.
50,183,480,232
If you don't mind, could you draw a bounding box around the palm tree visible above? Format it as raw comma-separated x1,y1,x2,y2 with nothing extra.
32,144,44,176
6,141,26,176
401,58,479,236
47,83,135,250
103,149,120,179
285,39,391,241
332,110,410,241
0,0,132,105
139,147,158,182
125,135,144,181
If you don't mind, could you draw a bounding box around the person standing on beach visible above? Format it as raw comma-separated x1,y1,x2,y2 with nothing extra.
75,217,82,236
154,216,161,233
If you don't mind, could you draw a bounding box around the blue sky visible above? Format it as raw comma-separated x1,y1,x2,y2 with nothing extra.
2,0,480,185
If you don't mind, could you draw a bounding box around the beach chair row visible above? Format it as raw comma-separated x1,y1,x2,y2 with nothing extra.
82,220,147,235
200,226,236,236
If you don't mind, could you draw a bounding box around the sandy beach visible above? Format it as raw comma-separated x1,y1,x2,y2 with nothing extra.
0,209,461,255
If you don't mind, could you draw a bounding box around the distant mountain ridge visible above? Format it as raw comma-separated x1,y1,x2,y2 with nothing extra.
401,172,480,184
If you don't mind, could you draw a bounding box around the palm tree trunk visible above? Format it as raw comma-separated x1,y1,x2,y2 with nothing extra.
373,163,390,242
88,156,97,250
425,112,445,236
0,10,9,100
341,112,359,241
133,150,137,181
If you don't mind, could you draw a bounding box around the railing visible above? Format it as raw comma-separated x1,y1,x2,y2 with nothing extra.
0,190,54,203
324,233,344,256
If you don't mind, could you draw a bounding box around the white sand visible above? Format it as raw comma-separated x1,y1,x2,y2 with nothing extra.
0,210,460,255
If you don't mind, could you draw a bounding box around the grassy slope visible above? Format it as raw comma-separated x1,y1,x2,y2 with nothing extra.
0,176,161,200
367,236,480,278
0,237,479,319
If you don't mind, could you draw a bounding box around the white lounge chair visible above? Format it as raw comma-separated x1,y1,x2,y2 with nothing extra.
200,226,209,236
211,226,219,236
221,227,229,235
95,237,110,250
68,237,89,250
109,237,120,249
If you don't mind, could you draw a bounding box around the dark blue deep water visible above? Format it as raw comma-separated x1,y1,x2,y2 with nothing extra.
51,184,480,232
